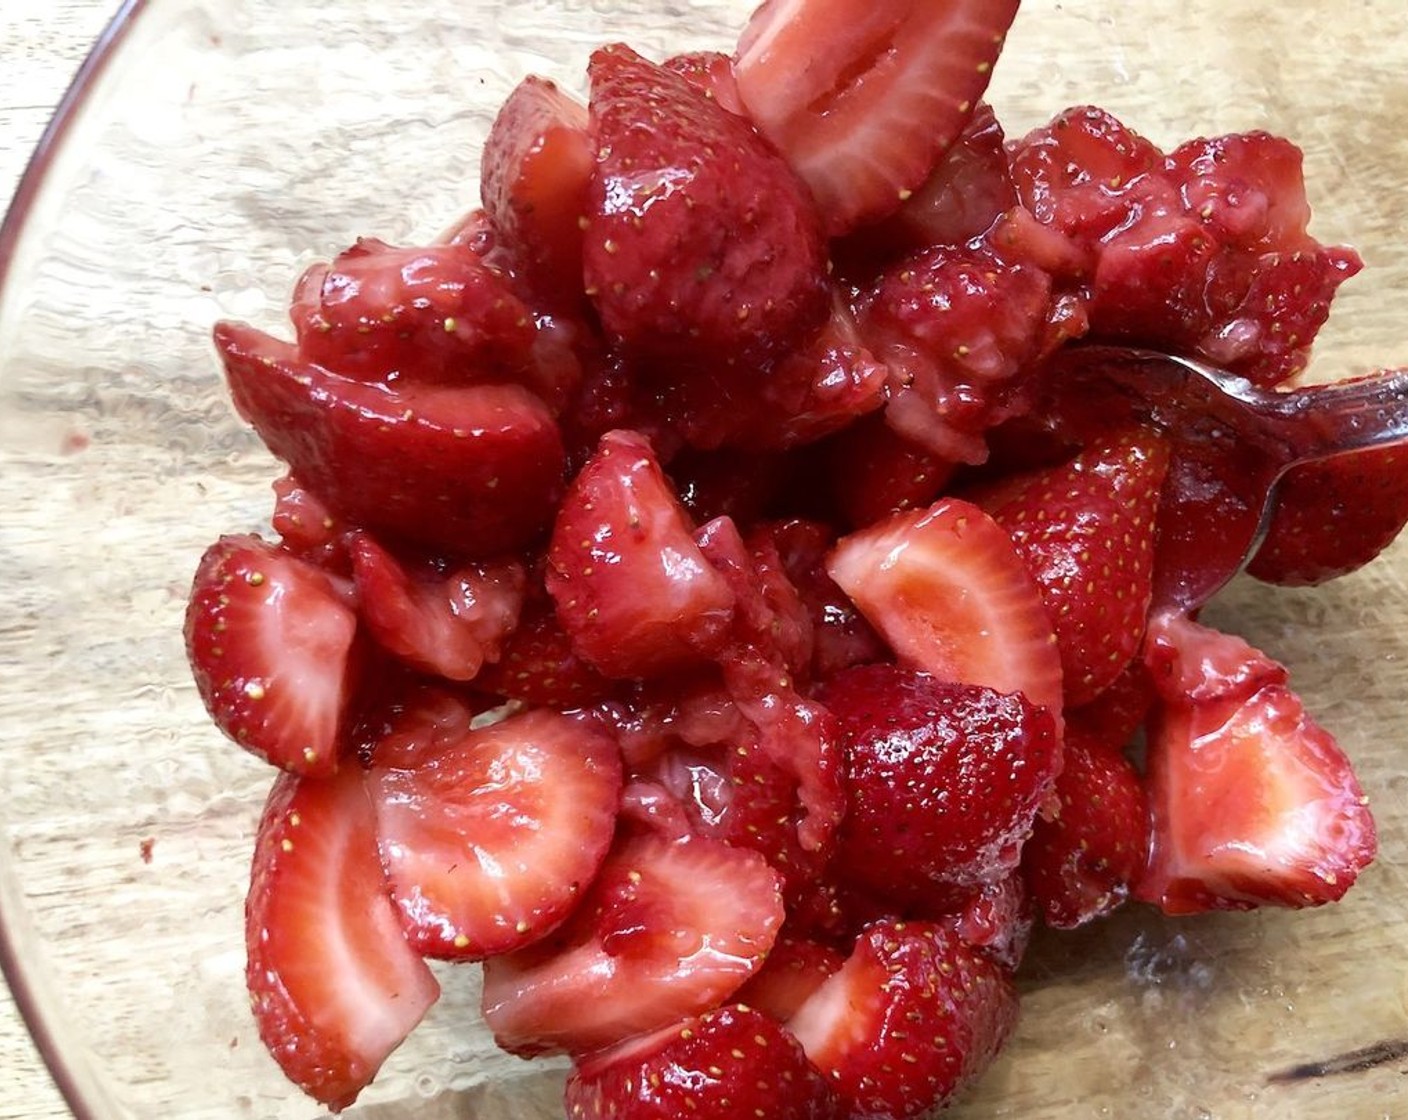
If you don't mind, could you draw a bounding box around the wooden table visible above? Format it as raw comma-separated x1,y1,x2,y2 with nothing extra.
2,7,119,1116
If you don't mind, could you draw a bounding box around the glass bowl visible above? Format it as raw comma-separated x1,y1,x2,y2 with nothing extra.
2,1,1406,1117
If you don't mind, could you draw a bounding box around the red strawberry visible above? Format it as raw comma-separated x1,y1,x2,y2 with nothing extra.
819,664,1061,907
1247,444,1408,587
545,429,736,678
366,707,622,960
733,932,845,1022
345,677,493,769
827,497,1064,722
822,412,954,529
245,767,439,1111
480,76,595,308
972,427,1171,707
1022,725,1150,929
565,1004,840,1120
1168,131,1315,254
185,534,357,777
214,321,566,558
270,474,345,569
472,590,616,708
733,0,1021,235
583,44,829,363
1136,611,1377,914
662,50,748,116
942,872,1034,973
481,830,784,1056
348,533,525,682
788,919,1019,1118
1063,658,1156,753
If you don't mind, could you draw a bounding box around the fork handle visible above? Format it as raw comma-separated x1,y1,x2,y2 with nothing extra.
1261,368,1408,464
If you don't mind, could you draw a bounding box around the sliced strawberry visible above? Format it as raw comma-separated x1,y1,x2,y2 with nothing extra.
1136,612,1377,914
480,830,784,1056
972,427,1170,707
366,707,622,960
734,0,1021,235
732,932,845,1022
788,919,1019,1118
820,664,1061,907
185,534,357,777
345,677,494,770
480,76,595,308
1248,444,1408,587
214,320,566,558
348,533,525,682
662,50,747,116
546,429,736,678
584,44,829,364
566,1004,840,1120
246,767,439,1110
472,590,617,708
827,497,1064,721
1142,608,1287,707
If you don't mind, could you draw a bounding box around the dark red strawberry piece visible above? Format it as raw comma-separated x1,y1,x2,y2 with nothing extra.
1063,658,1156,753
546,429,736,678
480,830,784,1057
246,767,439,1111
480,76,595,309
215,321,565,558
348,532,525,682
662,49,747,116
185,534,357,777
941,872,1034,974
472,589,617,708
583,44,829,364
734,0,1021,236
732,931,845,1022
789,919,1019,1118
827,497,1064,722
972,426,1170,707
270,474,347,570
566,1004,841,1120
345,677,495,770
823,411,955,529
1136,611,1377,914
819,663,1061,908
366,707,622,960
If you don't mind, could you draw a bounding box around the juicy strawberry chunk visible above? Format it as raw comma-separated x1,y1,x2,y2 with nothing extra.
348,533,525,682
822,411,954,529
566,1004,840,1120
789,919,1019,1118
820,664,1061,906
827,497,1064,722
1248,444,1408,587
734,0,1021,235
1022,725,1150,929
472,590,616,708
480,76,595,308
972,427,1170,707
366,708,622,960
546,429,736,678
270,474,346,569
662,50,748,116
215,321,566,558
584,44,829,363
733,932,845,1022
942,872,1034,974
1136,612,1377,914
246,767,439,1110
481,830,784,1056
185,534,357,777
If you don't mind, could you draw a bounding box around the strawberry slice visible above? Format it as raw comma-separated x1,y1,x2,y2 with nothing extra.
366,707,622,960
972,427,1170,707
733,0,1021,235
826,497,1064,721
246,767,439,1110
732,932,844,1023
788,919,1019,1118
546,429,736,678
348,532,525,682
214,320,565,558
566,1003,840,1120
583,44,829,363
185,534,357,777
1136,612,1377,914
480,830,784,1056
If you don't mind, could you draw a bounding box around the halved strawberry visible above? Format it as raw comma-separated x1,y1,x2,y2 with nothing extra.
366,707,622,960
1136,611,1377,914
971,427,1170,707
566,1004,840,1120
214,320,565,558
584,44,829,364
480,76,594,308
348,532,525,682
788,919,1019,1118
185,534,357,777
545,429,736,678
826,497,1064,721
480,830,784,1056
246,767,439,1110
733,0,1021,235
